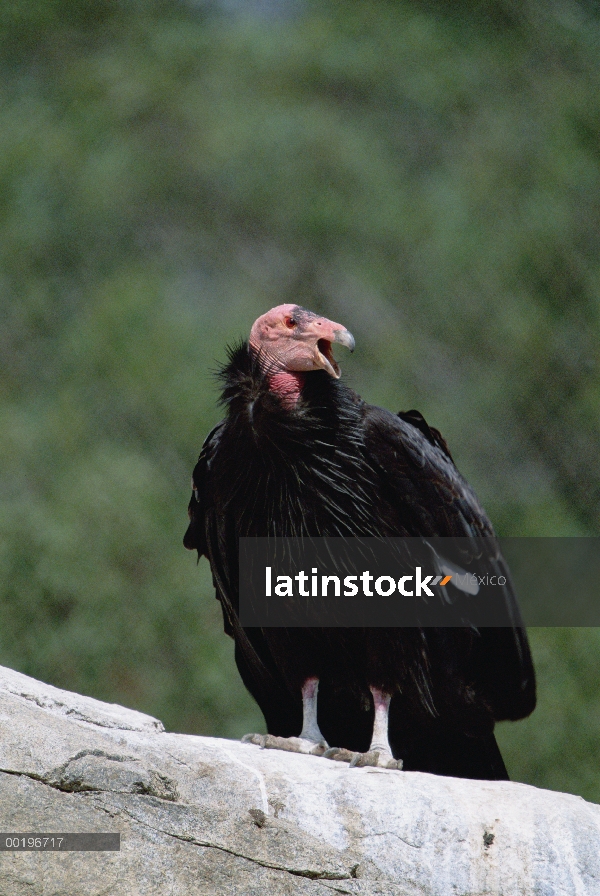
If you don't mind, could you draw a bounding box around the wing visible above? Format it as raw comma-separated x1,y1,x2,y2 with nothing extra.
184,420,242,640
184,421,224,557
362,403,536,722
184,420,301,731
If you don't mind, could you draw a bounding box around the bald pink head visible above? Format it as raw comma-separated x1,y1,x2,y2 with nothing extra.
249,304,355,382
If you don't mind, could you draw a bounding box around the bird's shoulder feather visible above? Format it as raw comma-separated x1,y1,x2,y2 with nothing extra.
360,401,491,539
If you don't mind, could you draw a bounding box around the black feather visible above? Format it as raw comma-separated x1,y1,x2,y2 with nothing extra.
184,342,536,780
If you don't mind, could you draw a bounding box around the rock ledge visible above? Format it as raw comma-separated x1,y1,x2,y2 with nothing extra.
0,665,598,895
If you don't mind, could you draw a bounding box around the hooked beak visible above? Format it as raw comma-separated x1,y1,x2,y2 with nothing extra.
313,325,355,379
332,328,355,352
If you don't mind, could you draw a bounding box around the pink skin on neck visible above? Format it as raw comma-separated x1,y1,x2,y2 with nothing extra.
250,341,305,408
268,370,306,408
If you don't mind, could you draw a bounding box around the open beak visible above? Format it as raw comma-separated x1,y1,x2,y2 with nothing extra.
314,326,355,379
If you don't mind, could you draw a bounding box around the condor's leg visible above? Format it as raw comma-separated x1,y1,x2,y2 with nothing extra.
242,677,329,755
350,688,403,769
323,688,403,769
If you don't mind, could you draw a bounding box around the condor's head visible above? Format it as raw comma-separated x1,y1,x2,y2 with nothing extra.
249,304,355,406
249,305,354,405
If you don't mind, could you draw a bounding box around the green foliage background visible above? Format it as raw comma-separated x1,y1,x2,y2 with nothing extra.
1,0,600,799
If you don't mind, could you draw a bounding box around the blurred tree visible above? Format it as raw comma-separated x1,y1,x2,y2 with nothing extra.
0,0,599,797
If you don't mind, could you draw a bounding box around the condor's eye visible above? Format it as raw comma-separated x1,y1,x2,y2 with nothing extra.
284,316,297,329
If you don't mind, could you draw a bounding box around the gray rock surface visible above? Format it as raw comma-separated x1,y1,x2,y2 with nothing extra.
0,664,598,895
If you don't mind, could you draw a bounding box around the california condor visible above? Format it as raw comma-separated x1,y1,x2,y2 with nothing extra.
184,304,535,779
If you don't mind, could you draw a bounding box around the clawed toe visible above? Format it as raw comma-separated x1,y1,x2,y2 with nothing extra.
242,733,267,746
242,733,327,755
323,747,358,763
349,749,403,770
322,746,402,769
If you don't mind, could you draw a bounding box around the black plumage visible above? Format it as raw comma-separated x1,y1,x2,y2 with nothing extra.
184,336,535,780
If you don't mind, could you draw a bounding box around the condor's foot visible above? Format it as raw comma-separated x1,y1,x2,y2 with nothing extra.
242,733,328,756
322,746,402,769
322,747,357,764
350,749,403,770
